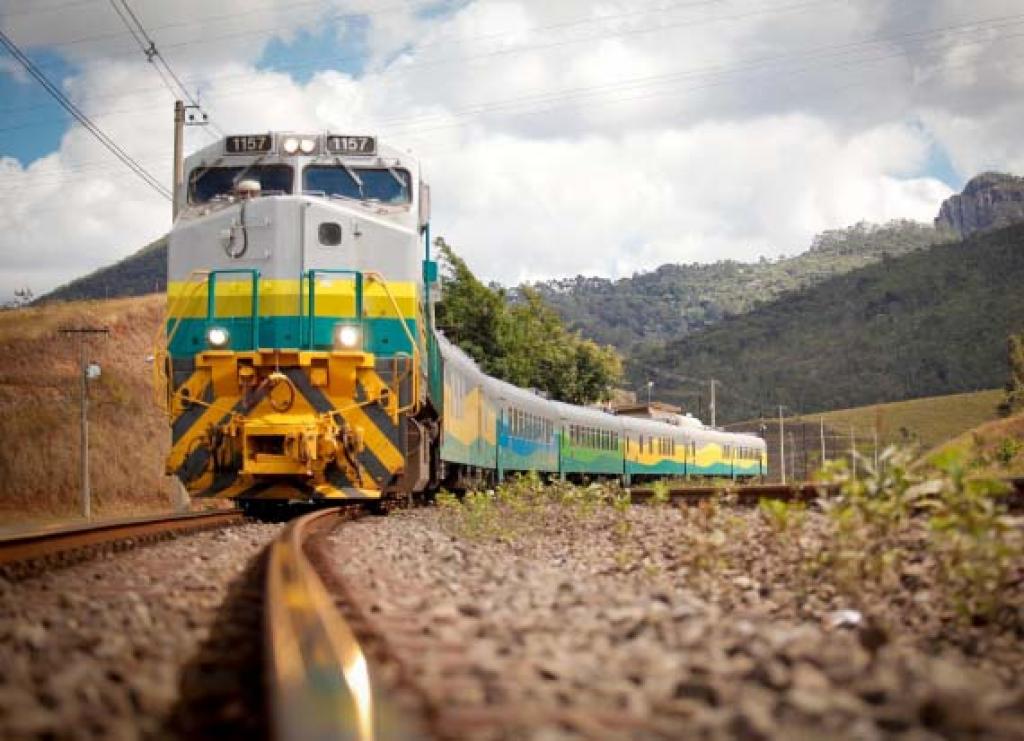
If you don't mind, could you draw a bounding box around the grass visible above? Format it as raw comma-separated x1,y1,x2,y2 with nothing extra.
0,294,175,523
793,389,1005,451
925,411,1024,477
436,459,1024,628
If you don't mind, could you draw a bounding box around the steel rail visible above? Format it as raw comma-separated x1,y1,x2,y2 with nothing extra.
264,508,376,741
0,509,243,567
629,482,832,504
632,478,1024,508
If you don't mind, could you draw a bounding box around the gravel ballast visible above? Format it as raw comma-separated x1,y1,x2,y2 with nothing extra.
325,502,1023,740
0,523,280,740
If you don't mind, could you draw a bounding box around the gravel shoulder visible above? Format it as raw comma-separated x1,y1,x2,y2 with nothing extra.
326,502,1023,740
0,523,279,740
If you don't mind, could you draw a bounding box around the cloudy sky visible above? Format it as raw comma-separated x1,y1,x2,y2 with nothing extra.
1,0,1022,300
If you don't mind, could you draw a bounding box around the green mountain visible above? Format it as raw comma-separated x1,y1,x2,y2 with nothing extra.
631,223,1024,423
533,220,951,351
40,236,167,304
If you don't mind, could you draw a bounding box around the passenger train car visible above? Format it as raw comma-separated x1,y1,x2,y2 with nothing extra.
439,335,767,487
156,131,766,513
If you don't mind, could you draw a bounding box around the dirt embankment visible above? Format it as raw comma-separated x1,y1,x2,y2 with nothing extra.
0,295,172,523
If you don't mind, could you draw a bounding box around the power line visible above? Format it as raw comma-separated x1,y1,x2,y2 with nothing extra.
0,10,1017,205
16,6,1015,145
0,28,171,201
375,17,1024,138
0,0,762,115
105,0,222,138
3,1,1017,136
0,0,101,18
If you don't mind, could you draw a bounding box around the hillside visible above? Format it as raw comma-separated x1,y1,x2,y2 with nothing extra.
723,389,1004,483
533,220,950,350
0,295,174,522
635,223,1024,422
926,410,1024,478
40,236,167,304
807,389,1006,451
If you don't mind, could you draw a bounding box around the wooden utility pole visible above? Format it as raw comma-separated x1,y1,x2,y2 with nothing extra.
850,425,857,479
60,327,110,519
801,423,807,481
778,406,786,485
820,416,826,468
172,100,184,220
709,379,717,428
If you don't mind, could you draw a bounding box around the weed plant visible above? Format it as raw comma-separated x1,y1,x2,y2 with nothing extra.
811,446,1023,624
436,449,1023,629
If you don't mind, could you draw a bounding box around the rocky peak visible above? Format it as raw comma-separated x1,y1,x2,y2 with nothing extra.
935,171,1024,238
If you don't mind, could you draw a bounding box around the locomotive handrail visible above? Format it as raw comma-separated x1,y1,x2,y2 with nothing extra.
304,269,363,349
364,272,421,413
206,268,261,350
154,269,211,412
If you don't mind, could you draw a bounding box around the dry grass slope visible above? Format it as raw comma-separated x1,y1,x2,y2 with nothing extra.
797,389,1005,450
927,411,1024,477
0,294,173,523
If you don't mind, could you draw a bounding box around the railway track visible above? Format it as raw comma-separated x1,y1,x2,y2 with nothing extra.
632,476,1024,508
0,504,412,739
630,481,831,504
0,509,243,572
6,476,1022,739
263,507,424,741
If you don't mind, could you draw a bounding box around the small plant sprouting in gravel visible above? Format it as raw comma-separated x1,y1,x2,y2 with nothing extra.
610,488,633,538
812,445,1023,625
815,447,923,592
758,498,806,534
650,480,671,507
995,436,1022,466
925,449,1021,620
434,476,627,541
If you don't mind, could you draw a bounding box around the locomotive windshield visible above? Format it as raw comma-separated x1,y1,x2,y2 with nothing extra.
189,165,294,203
303,166,411,204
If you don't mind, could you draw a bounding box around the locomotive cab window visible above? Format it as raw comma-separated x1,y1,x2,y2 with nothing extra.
303,166,411,204
189,165,293,203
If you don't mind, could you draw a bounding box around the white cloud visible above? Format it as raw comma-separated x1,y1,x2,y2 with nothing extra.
426,118,950,282
3,0,1023,300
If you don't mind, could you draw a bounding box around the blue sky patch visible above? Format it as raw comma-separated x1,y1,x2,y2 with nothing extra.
257,15,368,83
0,47,78,165
924,141,961,190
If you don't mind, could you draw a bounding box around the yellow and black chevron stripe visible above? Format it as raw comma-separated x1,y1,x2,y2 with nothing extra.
166,349,415,501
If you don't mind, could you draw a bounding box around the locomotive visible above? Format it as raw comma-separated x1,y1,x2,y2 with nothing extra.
155,131,766,514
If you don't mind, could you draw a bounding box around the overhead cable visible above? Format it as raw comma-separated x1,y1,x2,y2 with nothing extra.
105,0,222,137
0,27,171,201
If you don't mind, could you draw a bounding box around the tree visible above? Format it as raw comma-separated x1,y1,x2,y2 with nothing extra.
435,239,622,404
998,332,1024,416
433,237,507,368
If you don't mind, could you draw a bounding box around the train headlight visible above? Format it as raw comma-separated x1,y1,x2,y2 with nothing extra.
299,137,317,154
334,323,362,350
207,326,230,348
281,136,300,154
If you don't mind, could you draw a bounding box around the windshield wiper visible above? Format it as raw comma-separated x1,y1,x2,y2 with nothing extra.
336,157,364,198
386,166,407,194
188,156,225,192
232,154,266,187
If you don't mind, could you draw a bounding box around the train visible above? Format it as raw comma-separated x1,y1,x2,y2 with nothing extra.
155,131,767,515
